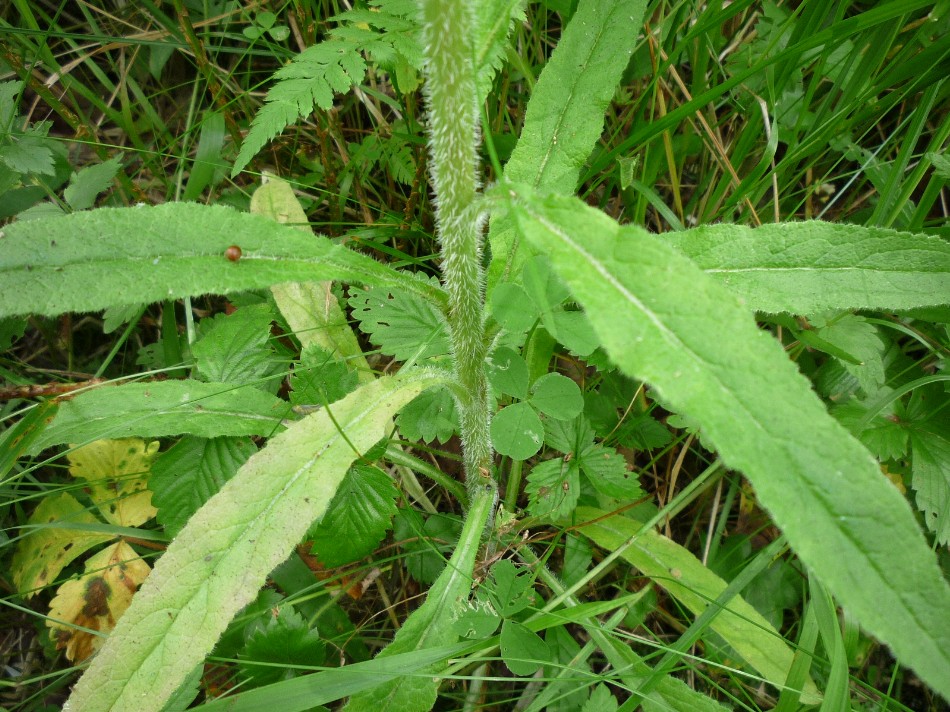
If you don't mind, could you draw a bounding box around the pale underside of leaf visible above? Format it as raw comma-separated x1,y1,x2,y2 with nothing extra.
508,188,950,701
63,370,447,712
251,176,373,380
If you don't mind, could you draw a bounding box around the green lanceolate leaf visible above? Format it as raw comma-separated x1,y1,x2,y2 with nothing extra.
574,507,821,703
63,370,448,712
505,186,950,700
28,381,288,455
231,42,366,177
664,221,950,314
0,203,447,319
486,0,648,289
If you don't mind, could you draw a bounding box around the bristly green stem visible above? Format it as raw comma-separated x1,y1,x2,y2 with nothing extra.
419,0,494,504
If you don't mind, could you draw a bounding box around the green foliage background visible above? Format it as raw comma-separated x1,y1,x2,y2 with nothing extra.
1,1,949,711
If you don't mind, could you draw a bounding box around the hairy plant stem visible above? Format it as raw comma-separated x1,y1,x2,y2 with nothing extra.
419,0,494,505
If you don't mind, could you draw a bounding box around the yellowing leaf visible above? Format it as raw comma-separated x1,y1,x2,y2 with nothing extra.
11,493,113,598
48,541,151,662
68,439,159,526
253,176,372,381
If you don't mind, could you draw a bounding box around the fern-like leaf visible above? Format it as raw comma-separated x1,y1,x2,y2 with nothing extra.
232,42,366,176
329,0,424,70
473,0,526,102
233,0,427,178
347,127,417,186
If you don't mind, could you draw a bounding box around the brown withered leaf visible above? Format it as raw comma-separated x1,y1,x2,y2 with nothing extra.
47,540,151,662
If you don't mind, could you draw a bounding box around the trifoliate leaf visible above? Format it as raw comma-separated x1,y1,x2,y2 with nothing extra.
541,416,642,501
309,464,399,567
348,278,449,362
491,402,544,460
68,438,159,527
238,606,326,688
396,386,458,443
193,303,283,389
488,346,529,399
529,372,583,420
150,436,257,538
47,540,151,662
10,493,113,598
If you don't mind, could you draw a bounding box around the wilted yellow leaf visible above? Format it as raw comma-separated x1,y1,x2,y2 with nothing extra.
68,438,159,526
47,540,151,662
10,493,113,598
